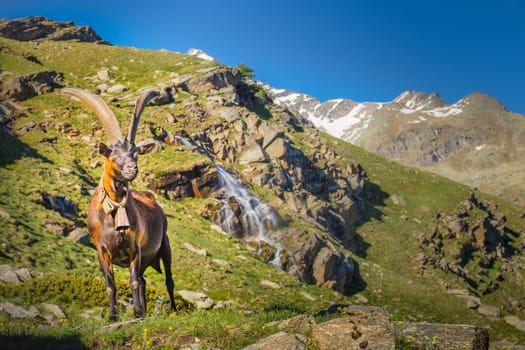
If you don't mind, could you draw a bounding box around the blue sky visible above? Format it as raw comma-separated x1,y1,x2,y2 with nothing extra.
3,0,525,113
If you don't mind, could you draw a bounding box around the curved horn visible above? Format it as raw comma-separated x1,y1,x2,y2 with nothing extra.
127,89,159,144
63,88,123,144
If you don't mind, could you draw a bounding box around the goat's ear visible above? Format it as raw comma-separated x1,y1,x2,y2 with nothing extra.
99,143,112,158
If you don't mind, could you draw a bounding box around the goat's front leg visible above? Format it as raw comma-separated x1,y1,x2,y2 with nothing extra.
130,247,146,318
99,248,118,321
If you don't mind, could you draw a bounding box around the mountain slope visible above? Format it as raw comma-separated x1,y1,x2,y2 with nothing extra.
264,85,525,207
1,18,525,348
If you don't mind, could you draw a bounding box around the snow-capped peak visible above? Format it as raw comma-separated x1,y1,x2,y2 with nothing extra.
393,90,448,111
187,48,217,62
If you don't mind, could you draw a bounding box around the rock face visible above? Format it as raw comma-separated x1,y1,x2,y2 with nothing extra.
140,69,367,293
0,70,63,102
0,16,109,44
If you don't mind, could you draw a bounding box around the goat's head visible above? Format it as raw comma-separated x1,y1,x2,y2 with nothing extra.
63,88,159,182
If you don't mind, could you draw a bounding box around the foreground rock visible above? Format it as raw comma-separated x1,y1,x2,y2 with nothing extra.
177,290,214,310
312,306,395,350
242,332,308,350
395,322,489,350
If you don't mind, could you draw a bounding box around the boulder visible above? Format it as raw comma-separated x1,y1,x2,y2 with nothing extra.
504,315,525,333
14,268,32,282
106,84,127,94
239,144,268,165
264,137,287,159
97,68,114,82
394,321,489,350
67,227,91,246
258,123,284,149
242,331,308,350
41,303,66,320
477,304,501,318
312,247,354,293
0,301,38,318
177,290,214,310
0,264,21,284
312,306,395,350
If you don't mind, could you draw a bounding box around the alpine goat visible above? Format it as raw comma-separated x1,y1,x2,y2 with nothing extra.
64,88,175,320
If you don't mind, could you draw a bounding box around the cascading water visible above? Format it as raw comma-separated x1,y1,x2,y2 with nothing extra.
175,135,283,267
215,166,282,267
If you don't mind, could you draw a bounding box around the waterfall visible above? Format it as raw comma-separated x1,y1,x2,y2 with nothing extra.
215,166,282,267
174,135,283,267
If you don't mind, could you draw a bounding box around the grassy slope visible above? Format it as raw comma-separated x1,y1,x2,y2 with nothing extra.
1,37,524,348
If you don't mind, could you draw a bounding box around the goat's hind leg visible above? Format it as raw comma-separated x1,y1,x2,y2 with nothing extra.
160,234,176,311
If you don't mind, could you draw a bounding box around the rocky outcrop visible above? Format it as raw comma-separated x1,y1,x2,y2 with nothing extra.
0,16,109,44
0,70,63,102
417,193,518,295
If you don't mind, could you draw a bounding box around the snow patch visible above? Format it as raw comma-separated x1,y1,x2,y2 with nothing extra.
475,145,486,151
187,48,217,62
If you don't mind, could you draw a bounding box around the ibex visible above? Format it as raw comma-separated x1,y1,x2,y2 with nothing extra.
64,88,175,320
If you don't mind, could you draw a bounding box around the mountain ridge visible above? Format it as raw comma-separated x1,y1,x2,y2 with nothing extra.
262,83,525,206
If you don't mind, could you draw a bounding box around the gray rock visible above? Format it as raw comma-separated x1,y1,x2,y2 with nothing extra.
312,307,395,350
0,301,38,318
264,137,287,159
504,315,525,333
242,331,308,350
15,268,32,282
216,107,241,122
177,290,214,310
239,144,268,165
258,123,283,149
96,83,108,92
312,247,354,293
183,242,207,256
106,84,127,93
0,264,21,284
97,68,114,82
67,227,91,246
477,304,501,318
395,321,489,350
41,303,66,320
